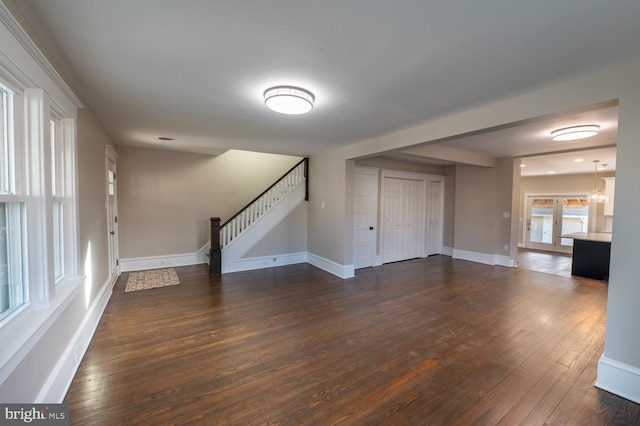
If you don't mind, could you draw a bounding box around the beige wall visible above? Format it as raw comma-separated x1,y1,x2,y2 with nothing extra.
354,156,446,175
520,172,594,193
307,152,348,266
453,165,498,254
244,203,307,258
494,158,520,261
77,108,116,301
443,165,456,248
117,147,301,259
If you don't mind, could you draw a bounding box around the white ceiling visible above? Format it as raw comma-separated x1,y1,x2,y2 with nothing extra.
13,1,640,174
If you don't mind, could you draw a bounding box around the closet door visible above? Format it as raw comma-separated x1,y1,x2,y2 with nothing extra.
403,180,423,259
382,178,404,263
382,177,424,263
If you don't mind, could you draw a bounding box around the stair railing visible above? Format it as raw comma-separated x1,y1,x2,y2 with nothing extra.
210,157,308,276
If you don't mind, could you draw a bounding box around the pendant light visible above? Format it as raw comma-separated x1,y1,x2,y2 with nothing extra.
589,160,609,203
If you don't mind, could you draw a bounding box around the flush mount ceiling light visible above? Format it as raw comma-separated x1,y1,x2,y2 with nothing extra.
551,125,599,141
264,86,314,115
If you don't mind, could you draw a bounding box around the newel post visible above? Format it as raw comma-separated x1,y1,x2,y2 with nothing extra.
209,217,222,276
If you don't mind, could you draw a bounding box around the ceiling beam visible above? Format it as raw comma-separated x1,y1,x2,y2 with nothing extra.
400,144,497,168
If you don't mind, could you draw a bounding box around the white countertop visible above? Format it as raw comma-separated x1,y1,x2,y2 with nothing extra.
561,232,612,243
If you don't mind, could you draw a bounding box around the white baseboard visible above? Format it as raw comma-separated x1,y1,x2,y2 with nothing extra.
452,249,515,267
307,253,354,279
596,355,640,404
120,243,209,272
36,276,114,402
122,245,356,280
223,252,307,274
442,246,453,256
494,254,516,267
452,249,495,265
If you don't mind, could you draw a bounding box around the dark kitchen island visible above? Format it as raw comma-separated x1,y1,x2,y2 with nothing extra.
562,232,612,281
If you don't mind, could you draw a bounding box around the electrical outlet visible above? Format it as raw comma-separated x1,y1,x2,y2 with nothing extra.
504,244,509,251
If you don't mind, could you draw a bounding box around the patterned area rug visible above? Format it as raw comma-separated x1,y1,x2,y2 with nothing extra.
125,268,180,292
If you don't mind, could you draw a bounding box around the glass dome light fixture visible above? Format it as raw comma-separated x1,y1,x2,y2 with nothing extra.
551,124,599,141
589,160,609,203
264,86,315,115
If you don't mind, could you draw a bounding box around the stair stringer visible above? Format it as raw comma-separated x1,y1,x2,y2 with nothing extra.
221,183,306,273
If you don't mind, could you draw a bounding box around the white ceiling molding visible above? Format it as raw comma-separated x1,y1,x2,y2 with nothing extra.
0,2,82,113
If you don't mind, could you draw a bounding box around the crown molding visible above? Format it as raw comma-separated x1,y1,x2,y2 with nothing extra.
0,2,83,109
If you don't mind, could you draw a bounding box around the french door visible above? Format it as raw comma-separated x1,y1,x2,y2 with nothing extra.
525,195,589,253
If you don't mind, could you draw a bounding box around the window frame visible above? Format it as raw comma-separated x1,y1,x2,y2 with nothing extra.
0,81,27,322
0,82,80,322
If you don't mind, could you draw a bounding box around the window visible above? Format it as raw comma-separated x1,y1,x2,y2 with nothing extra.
0,202,24,317
50,119,64,281
0,84,14,194
0,83,25,321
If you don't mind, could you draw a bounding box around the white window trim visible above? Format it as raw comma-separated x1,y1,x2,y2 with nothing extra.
0,2,83,383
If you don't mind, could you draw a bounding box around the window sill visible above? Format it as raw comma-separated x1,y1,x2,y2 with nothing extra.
0,275,83,384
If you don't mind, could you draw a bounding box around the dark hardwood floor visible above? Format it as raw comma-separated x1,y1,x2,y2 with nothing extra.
64,257,639,425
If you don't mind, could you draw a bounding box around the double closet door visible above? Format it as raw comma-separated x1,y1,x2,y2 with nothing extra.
353,168,445,270
382,177,425,263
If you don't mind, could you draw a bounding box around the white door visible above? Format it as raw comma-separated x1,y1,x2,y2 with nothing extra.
353,168,378,269
382,177,424,263
106,148,120,284
403,180,423,259
383,178,404,263
426,179,444,255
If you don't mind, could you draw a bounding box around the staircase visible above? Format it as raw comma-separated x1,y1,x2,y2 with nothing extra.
210,158,308,275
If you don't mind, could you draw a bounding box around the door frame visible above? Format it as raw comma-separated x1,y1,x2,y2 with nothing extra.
425,176,445,256
106,145,120,284
523,192,592,254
